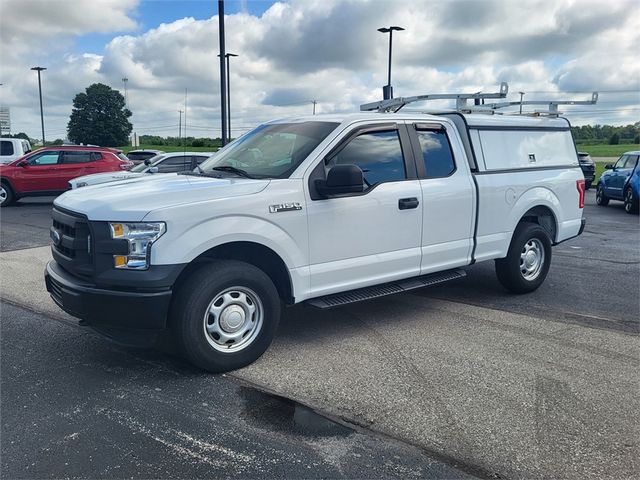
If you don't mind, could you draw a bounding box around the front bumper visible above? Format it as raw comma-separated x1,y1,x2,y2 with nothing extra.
45,260,172,331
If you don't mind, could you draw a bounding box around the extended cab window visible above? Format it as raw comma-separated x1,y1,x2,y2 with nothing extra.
1,141,14,156
27,152,59,166
327,130,406,187
416,130,455,178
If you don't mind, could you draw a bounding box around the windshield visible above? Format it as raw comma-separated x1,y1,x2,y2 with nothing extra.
130,154,167,172
199,121,339,178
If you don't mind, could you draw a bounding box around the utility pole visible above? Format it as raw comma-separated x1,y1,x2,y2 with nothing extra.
518,91,525,114
219,53,238,141
178,110,183,140
312,100,317,115
31,67,46,145
218,0,228,146
184,89,187,152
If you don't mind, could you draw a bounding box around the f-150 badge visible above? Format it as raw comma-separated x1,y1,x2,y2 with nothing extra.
269,202,302,213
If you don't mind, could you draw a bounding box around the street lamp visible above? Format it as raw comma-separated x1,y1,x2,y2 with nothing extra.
518,91,525,114
31,67,46,145
377,26,404,100
122,77,129,108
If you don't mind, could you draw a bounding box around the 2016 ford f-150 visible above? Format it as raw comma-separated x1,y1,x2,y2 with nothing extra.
45,111,586,372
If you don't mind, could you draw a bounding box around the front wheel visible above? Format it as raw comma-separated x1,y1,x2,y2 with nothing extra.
595,183,609,206
495,223,552,294
0,182,15,207
624,187,639,214
170,260,281,373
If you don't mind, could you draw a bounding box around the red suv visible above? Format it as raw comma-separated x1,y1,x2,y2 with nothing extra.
0,146,133,207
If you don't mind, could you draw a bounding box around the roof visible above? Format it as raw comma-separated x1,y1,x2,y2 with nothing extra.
33,145,122,152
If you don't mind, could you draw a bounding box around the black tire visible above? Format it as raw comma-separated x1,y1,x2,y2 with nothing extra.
0,181,15,207
595,183,609,206
170,260,281,373
624,187,639,214
495,222,552,294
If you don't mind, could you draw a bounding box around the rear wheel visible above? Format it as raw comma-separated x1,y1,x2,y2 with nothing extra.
495,223,552,294
0,181,15,207
624,187,639,214
595,183,609,206
170,260,281,373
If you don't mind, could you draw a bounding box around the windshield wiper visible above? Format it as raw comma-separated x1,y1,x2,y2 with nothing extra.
211,166,254,178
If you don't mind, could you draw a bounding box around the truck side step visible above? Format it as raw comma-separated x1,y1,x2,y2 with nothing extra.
306,268,467,309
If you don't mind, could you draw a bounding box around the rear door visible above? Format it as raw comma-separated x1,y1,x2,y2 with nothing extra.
56,150,95,189
407,122,475,273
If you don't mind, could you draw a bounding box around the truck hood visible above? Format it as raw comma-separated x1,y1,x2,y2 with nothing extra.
55,173,270,221
70,171,146,187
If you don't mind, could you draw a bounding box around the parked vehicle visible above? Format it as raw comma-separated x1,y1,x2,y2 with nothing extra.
0,138,32,164
126,149,164,164
0,146,133,206
45,112,585,372
69,152,215,189
577,152,595,189
596,151,639,214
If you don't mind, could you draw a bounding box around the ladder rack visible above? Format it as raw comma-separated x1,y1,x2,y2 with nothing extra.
360,83,599,117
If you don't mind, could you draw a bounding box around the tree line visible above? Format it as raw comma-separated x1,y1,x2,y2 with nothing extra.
571,123,640,145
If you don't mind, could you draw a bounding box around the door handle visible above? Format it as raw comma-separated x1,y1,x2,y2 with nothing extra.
398,197,419,210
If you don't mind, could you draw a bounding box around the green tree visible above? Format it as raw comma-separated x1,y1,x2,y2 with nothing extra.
609,133,620,145
67,83,132,146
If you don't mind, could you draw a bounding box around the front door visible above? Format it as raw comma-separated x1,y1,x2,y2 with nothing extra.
306,124,423,297
13,151,61,192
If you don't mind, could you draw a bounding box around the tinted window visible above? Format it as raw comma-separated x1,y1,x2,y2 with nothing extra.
27,152,59,166
416,130,455,178
90,152,103,161
61,151,93,163
157,156,191,173
327,130,406,187
194,155,209,165
128,152,156,161
1,141,14,156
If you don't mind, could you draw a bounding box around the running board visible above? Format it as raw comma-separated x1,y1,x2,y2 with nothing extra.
306,268,466,309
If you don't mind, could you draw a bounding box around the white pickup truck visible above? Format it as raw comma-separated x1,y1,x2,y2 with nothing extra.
45,112,586,372
0,138,32,164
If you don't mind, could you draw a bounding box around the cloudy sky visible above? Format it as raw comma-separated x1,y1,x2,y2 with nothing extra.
0,0,638,141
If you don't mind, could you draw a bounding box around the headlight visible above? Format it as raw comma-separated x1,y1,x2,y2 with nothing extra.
109,222,166,270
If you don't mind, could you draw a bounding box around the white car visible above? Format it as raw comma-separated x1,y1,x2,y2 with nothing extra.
69,151,215,188
0,138,32,164
46,111,585,373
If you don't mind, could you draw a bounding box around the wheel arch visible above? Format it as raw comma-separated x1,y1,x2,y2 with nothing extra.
517,205,558,244
175,241,295,304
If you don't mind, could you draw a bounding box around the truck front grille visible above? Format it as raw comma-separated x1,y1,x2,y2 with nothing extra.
51,207,93,277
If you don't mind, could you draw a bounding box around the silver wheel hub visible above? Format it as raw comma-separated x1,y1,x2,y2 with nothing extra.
203,287,263,353
520,238,545,281
0,187,6,201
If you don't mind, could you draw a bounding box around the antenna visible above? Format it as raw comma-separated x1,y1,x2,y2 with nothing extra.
360,82,509,113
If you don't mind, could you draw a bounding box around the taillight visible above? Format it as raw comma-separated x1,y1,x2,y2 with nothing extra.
576,179,585,208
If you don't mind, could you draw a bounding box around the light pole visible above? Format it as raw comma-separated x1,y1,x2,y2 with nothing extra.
223,53,238,140
377,26,404,100
519,91,525,114
178,110,183,140
218,0,228,146
122,77,129,108
31,67,46,144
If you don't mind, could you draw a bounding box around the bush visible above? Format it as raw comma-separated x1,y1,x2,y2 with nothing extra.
634,135,640,144
191,139,204,147
609,133,620,145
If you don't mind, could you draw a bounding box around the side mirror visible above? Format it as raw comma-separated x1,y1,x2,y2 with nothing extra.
315,164,365,198
604,164,614,170
16,160,28,167
148,166,159,174
144,159,152,166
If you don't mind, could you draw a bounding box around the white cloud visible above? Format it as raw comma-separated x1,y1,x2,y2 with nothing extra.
1,0,638,140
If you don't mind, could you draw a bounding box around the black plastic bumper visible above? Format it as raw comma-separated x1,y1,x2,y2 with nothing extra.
45,261,172,331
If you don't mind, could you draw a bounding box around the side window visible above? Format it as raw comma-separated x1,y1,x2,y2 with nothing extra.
624,155,638,169
61,151,93,163
327,130,406,187
194,155,208,165
416,129,455,178
157,156,191,173
90,152,103,161
614,155,628,169
27,152,60,166
1,141,14,156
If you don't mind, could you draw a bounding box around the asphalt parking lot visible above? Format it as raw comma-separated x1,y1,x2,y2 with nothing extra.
1,190,639,479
